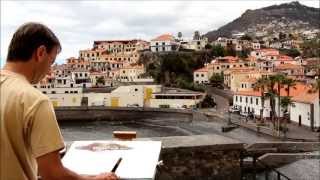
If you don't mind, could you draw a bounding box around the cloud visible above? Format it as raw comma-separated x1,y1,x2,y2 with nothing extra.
1,0,319,66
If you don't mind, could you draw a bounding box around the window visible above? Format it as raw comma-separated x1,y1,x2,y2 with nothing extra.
256,98,259,105
201,74,204,77
162,42,165,45
65,91,69,93
236,96,238,102
51,91,56,94
135,88,138,92
245,97,248,103
250,97,253,104
162,47,165,51
240,97,242,102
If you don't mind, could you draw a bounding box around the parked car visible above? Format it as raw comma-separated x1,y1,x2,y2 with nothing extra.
127,104,139,107
228,106,240,113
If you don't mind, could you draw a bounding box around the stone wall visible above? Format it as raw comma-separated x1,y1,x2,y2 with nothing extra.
148,135,244,180
55,107,192,121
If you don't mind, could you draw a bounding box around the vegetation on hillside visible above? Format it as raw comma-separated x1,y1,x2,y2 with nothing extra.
300,36,320,58
139,51,209,92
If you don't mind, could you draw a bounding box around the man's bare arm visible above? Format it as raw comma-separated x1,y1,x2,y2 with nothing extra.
37,150,118,180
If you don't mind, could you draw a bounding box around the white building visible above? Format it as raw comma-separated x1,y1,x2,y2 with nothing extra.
34,86,83,107
193,67,210,84
233,91,272,118
149,87,205,109
233,83,320,130
119,65,146,82
71,69,92,88
150,34,177,52
251,42,261,50
290,90,319,129
109,85,145,107
180,37,208,51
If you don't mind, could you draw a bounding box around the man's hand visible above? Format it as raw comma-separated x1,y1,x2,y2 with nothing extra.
94,172,118,180
37,150,119,180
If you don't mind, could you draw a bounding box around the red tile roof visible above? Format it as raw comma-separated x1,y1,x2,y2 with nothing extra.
195,67,208,72
277,55,294,61
235,83,317,104
275,64,303,70
152,34,175,41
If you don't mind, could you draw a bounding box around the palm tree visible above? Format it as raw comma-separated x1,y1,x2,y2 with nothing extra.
282,78,296,97
253,77,269,123
265,90,277,129
280,96,295,138
270,74,286,135
282,77,296,126
267,75,278,130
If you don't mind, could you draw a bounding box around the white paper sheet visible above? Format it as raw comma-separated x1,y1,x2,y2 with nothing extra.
62,140,162,179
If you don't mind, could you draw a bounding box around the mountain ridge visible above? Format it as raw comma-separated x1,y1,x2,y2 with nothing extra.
204,1,320,41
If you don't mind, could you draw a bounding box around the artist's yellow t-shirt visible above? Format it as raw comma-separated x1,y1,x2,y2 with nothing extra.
0,70,65,180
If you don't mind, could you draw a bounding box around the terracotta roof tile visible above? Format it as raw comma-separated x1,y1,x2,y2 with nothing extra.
195,67,208,72
152,34,175,41
235,83,317,104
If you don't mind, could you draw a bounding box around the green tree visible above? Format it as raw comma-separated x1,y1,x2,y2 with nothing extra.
177,32,182,39
269,74,286,133
224,44,236,57
193,31,200,40
201,94,216,108
279,48,301,58
280,96,295,137
240,34,252,41
96,76,105,85
253,77,269,122
205,44,212,49
211,45,225,57
282,78,296,96
301,38,320,58
237,49,249,58
209,73,224,88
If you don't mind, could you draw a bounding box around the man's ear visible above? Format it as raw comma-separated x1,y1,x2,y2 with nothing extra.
35,45,47,62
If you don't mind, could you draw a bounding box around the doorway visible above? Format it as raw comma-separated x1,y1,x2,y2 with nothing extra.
298,115,301,126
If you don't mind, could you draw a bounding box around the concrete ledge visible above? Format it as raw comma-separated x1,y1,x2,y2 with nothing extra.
55,106,193,121
147,134,244,151
258,151,320,167
246,142,320,153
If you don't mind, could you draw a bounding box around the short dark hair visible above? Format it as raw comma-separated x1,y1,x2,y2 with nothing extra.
7,22,61,62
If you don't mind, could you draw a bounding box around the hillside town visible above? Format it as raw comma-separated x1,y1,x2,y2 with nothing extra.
35,27,320,134
2,1,320,180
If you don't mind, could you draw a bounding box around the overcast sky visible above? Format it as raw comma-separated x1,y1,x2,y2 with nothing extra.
1,0,319,65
